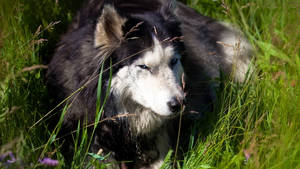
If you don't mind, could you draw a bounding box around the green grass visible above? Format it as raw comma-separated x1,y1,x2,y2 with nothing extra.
1,0,300,168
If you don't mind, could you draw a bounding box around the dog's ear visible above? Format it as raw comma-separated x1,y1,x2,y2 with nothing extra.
160,0,177,21
94,5,126,48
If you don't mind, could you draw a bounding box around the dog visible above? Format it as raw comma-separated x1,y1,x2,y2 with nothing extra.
47,0,252,168
48,0,185,168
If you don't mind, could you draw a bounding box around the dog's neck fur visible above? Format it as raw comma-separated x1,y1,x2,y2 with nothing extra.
111,90,168,137
100,93,173,168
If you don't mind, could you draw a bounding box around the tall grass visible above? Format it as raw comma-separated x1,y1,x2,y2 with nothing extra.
0,0,299,168
181,0,300,168
0,0,83,168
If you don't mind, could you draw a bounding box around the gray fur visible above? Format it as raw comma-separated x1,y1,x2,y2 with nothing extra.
46,1,253,168
173,2,253,115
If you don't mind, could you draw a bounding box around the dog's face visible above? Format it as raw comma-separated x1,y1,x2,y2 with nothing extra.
94,3,184,134
113,37,184,116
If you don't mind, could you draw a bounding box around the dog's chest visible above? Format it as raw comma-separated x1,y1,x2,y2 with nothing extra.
134,128,171,169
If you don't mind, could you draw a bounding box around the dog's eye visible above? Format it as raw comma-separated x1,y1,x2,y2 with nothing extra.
137,65,150,70
170,58,178,67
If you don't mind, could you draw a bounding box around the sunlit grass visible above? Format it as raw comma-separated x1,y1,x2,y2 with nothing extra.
0,0,299,168
181,0,300,168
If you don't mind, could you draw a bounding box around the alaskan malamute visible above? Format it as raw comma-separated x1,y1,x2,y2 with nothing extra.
47,0,252,168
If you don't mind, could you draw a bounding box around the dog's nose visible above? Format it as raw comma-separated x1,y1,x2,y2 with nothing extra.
167,97,181,113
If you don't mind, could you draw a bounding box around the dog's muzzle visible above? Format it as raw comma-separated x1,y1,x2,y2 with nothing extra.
167,97,183,114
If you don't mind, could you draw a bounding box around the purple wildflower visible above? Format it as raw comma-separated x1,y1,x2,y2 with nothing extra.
0,151,19,168
0,151,16,164
39,157,59,166
6,152,16,163
243,149,251,162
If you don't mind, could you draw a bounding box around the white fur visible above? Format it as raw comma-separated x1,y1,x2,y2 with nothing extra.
129,38,184,116
110,36,184,135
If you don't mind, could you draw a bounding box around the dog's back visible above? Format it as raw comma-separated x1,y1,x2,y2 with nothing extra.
173,2,253,116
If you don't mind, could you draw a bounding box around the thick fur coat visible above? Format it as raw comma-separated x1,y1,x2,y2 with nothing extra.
47,0,252,168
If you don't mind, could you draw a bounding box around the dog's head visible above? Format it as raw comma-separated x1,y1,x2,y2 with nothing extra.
94,1,184,133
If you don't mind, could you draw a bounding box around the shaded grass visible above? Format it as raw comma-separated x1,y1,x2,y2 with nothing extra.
0,0,300,168
0,0,83,168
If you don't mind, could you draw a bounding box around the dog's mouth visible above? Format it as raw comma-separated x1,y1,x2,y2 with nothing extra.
123,98,183,117
152,109,182,119
123,97,185,136
151,99,186,118
138,102,185,120
121,91,186,118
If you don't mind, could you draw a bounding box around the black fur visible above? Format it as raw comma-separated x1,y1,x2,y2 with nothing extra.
173,2,251,116
47,0,251,168
47,0,183,168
